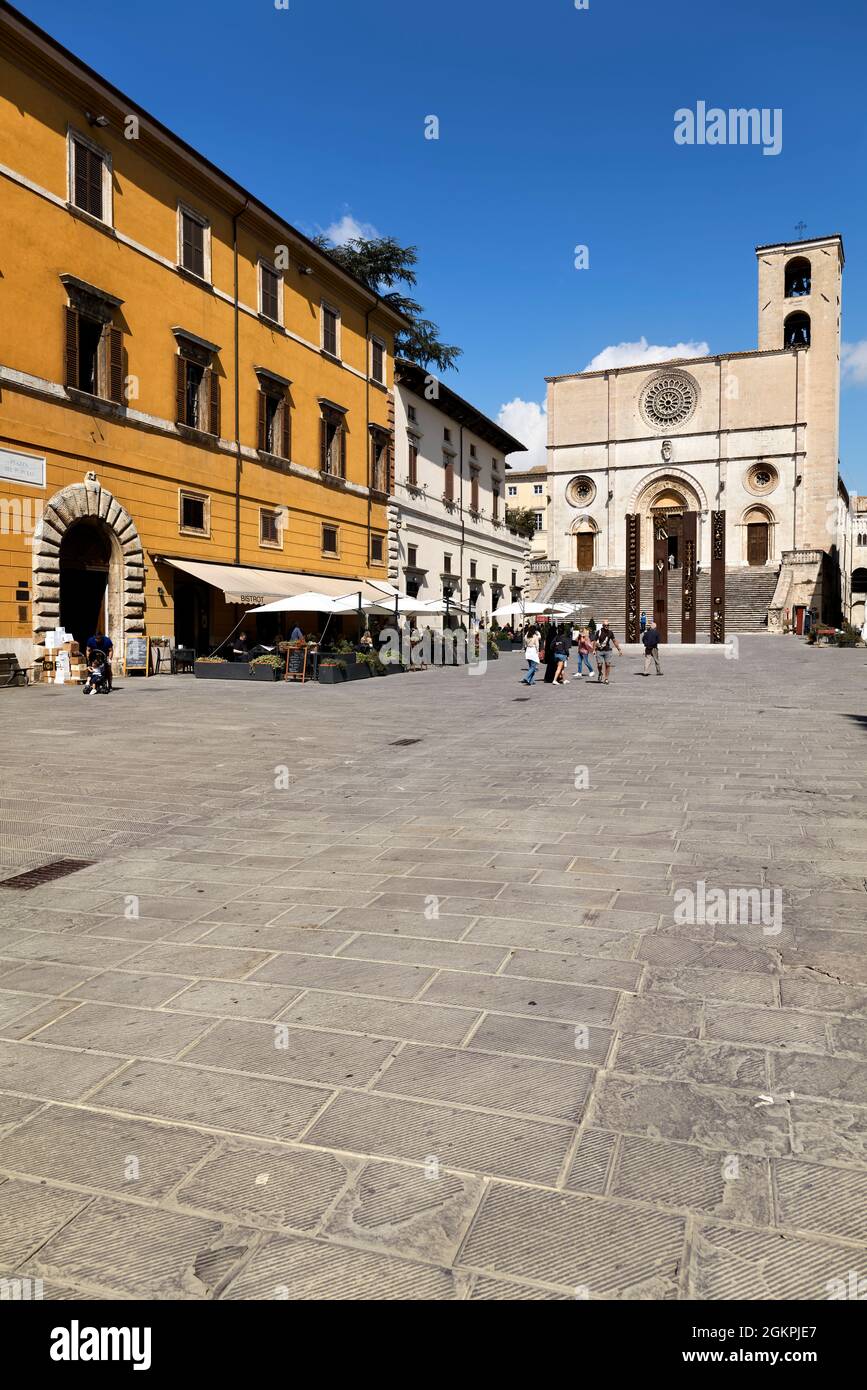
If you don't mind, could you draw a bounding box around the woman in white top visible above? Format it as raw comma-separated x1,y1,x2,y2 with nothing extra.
521,629,541,685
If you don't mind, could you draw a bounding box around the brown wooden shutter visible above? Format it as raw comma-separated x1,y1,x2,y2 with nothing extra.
388,436,395,494
88,148,103,218
176,356,186,424
320,416,329,472
108,326,124,403
281,397,290,460
339,422,347,479
64,307,79,388
208,370,220,437
73,142,88,211
257,390,267,451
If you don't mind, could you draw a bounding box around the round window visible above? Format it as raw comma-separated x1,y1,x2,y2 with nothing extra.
747,464,778,495
639,370,699,431
566,476,597,507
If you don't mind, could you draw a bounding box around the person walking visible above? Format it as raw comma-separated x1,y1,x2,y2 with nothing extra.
594,620,622,684
543,622,559,683
641,619,663,676
575,628,594,678
521,627,541,684
552,627,570,685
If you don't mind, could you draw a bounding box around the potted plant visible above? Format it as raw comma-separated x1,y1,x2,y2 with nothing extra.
251,654,284,682
318,658,347,684
357,650,387,676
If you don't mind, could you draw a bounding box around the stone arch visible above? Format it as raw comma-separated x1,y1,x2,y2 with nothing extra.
32,472,145,655
569,513,599,534
739,503,776,565
568,514,599,571
629,470,708,564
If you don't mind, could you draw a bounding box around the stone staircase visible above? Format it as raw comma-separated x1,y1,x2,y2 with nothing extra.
549,566,780,638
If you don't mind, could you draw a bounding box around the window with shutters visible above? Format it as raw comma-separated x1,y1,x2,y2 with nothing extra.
370,337,385,385
68,133,110,223
63,312,124,403
370,534,385,565
173,330,221,436
321,304,340,358
179,490,210,536
408,441,418,486
259,262,281,325
370,429,389,494
470,470,480,513
259,508,283,549
443,455,454,502
178,205,209,281
470,560,477,579
255,369,291,459
407,545,418,568
320,405,347,478
492,487,500,520
322,524,339,556
443,552,452,574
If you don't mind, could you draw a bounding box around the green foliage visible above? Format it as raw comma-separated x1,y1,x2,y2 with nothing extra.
251,654,284,668
312,234,461,372
357,650,387,674
505,506,538,540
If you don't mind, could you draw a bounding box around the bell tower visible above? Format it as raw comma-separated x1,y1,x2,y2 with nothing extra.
756,234,844,552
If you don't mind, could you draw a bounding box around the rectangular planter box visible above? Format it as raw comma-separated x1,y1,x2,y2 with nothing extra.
251,664,283,681
345,662,371,680
318,665,347,684
194,661,252,680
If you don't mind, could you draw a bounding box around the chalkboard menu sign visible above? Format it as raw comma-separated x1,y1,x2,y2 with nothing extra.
124,636,150,674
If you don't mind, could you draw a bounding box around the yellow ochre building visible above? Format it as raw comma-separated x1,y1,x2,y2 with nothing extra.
0,3,406,669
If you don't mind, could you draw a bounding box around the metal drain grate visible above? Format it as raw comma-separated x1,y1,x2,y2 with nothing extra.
0,858,94,890
390,738,422,747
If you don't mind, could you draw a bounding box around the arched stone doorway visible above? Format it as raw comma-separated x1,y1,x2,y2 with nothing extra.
32,472,145,657
629,471,707,565
741,505,775,566
570,515,598,571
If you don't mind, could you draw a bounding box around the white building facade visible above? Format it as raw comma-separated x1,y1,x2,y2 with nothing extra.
544,236,847,627
391,362,528,623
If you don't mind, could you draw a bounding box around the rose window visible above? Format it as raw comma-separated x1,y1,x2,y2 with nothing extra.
640,371,698,430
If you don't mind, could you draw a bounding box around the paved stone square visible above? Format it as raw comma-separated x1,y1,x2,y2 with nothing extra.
0,638,865,1299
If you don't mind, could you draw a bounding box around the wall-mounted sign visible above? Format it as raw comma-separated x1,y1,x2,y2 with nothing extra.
0,449,46,488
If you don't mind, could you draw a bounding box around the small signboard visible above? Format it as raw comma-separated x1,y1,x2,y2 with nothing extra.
0,448,46,488
124,635,150,675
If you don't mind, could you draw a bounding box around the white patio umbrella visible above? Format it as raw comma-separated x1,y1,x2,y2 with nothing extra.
247,591,341,614
491,600,552,621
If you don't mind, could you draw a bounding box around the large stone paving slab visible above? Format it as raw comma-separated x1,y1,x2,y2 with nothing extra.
1,637,866,1298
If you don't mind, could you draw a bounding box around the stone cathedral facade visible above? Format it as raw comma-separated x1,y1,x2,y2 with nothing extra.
544,235,846,630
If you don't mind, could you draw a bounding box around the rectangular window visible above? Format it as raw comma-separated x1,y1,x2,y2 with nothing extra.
511,569,517,586
180,210,206,279
371,433,389,493
407,404,417,423
179,490,209,536
408,441,418,486
64,305,123,403
322,305,339,357
534,511,543,531
443,552,452,574
260,509,282,548
71,136,105,220
470,473,480,512
370,338,385,385
507,485,517,497
492,566,498,583
470,560,477,579
469,443,477,458
533,483,543,495
370,534,385,564
492,487,500,520
321,410,346,477
176,356,219,435
260,263,281,324
322,524,339,556
407,544,418,568
77,315,103,395
444,427,451,443
443,455,454,501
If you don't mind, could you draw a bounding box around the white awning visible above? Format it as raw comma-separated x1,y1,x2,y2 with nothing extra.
161,557,387,606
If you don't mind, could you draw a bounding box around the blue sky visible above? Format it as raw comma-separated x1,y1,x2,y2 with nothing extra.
16,0,867,487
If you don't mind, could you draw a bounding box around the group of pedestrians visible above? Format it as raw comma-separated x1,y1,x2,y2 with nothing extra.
520,614,664,686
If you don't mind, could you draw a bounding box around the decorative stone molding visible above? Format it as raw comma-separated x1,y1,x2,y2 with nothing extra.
639,369,699,432
31,474,145,652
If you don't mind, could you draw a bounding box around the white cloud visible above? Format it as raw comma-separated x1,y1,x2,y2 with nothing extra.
583,336,710,372
320,212,380,246
497,397,547,469
842,340,867,384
